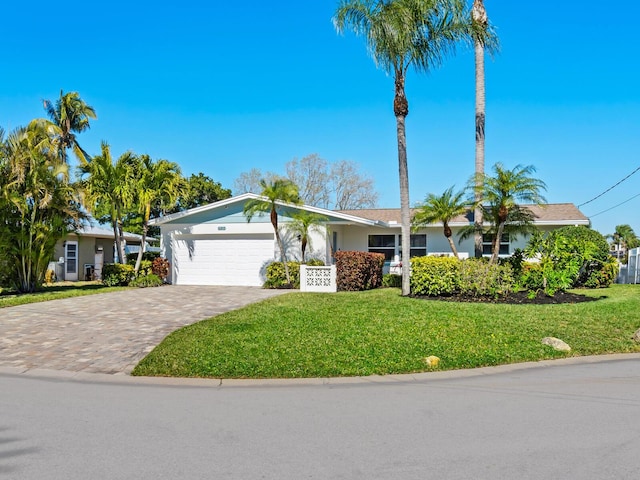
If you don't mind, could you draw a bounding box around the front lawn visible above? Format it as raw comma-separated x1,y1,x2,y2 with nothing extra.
0,282,129,308
132,284,640,379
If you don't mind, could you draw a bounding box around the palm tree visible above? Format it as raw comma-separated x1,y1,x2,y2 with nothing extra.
79,143,137,264
608,224,639,262
471,0,499,258
0,123,83,292
413,187,470,257
244,179,302,285
472,163,547,264
286,211,328,263
42,90,97,164
131,155,184,274
334,0,470,296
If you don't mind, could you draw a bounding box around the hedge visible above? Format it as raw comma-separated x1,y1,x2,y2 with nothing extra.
335,251,385,291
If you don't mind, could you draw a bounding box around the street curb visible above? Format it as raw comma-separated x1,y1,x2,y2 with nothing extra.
2,353,639,388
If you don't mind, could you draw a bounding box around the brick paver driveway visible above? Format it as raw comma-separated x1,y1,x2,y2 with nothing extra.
0,286,289,375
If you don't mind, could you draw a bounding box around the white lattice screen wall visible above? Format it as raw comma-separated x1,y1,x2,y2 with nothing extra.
300,265,337,293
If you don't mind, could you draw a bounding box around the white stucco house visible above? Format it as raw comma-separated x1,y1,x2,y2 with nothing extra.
151,193,590,287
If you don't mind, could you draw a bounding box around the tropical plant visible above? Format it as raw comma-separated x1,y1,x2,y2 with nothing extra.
131,155,184,274
468,163,547,263
607,224,639,263
243,178,302,285
471,0,499,258
41,90,97,164
0,123,83,292
334,0,471,295
412,186,470,257
79,143,138,264
286,211,328,263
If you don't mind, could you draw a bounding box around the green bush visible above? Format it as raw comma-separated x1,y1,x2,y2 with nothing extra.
410,256,460,296
524,226,615,294
458,259,514,297
583,257,619,288
335,251,385,291
382,274,402,288
129,274,163,288
102,263,135,286
126,251,159,264
264,261,301,289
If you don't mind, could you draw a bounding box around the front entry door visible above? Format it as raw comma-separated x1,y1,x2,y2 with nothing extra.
65,241,78,281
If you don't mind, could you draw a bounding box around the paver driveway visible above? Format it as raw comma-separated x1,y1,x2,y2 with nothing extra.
0,286,289,375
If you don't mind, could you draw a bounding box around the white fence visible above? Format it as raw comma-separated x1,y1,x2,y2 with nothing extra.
627,248,639,284
300,265,337,293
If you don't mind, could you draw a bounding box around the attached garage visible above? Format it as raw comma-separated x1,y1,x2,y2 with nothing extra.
172,233,275,286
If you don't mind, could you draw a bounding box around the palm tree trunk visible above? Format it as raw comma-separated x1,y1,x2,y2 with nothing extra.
473,2,487,259
134,205,150,275
490,223,504,264
270,206,291,284
445,225,459,258
394,71,411,296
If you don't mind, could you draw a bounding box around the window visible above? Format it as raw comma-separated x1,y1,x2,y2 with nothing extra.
482,233,509,256
368,235,395,261
399,234,428,258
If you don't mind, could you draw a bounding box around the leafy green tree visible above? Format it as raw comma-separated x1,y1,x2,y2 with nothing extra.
286,211,328,263
174,172,231,212
334,0,471,295
131,155,185,274
413,186,470,257
41,90,97,164
0,123,83,292
469,163,547,264
243,179,302,285
471,0,499,257
79,143,137,264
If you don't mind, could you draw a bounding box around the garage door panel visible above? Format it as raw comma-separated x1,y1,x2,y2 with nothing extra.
173,233,275,286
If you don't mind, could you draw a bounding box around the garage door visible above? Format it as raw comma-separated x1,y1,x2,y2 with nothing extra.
172,233,275,286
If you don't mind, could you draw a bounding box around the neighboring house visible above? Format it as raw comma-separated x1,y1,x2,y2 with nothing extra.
52,225,145,281
151,193,589,287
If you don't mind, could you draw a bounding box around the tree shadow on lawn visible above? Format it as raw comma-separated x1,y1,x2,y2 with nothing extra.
412,290,607,305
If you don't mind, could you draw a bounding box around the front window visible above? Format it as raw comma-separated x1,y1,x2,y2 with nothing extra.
483,233,509,256
368,235,395,261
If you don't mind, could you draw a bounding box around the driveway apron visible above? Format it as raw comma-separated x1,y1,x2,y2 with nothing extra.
0,286,288,375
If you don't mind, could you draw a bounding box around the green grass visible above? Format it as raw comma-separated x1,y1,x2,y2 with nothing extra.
132,284,640,379
0,282,129,308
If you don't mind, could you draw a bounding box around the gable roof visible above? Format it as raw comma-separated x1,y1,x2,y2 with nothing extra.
150,193,385,227
337,203,589,227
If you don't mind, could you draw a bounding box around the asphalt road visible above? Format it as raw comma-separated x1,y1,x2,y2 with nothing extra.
1,358,639,479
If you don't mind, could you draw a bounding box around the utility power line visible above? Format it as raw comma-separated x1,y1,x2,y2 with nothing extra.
578,165,640,207
588,192,640,218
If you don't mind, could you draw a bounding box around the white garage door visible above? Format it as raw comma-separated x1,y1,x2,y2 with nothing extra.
173,233,275,286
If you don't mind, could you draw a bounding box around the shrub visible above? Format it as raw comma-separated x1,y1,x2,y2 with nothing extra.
102,263,135,286
583,257,619,288
458,259,514,297
151,257,170,281
382,274,402,288
129,274,163,288
335,251,385,291
410,256,460,296
264,261,301,289
524,226,614,294
126,251,159,264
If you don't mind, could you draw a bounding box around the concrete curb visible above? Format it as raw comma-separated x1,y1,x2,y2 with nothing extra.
2,353,639,388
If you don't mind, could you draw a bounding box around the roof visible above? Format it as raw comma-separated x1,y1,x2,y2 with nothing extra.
337,203,590,227
71,223,145,242
150,192,385,227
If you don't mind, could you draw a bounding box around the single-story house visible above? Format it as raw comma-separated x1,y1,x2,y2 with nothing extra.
151,193,590,287
52,225,146,281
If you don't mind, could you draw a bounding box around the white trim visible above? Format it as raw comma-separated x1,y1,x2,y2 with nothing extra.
64,240,78,281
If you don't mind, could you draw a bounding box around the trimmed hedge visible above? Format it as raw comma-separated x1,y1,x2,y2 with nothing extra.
410,256,460,296
102,263,135,286
458,259,514,297
129,274,163,288
335,251,385,291
264,259,325,289
382,273,402,288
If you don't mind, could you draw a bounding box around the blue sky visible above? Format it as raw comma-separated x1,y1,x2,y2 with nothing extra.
1,1,639,236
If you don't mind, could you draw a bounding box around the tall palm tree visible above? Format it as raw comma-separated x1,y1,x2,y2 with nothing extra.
286,211,328,263
131,155,184,274
473,163,547,264
413,186,470,257
79,143,137,264
42,90,97,164
334,0,470,296
0,123,83,292
471,0,499,258
244,179,302,285
608,224,639,262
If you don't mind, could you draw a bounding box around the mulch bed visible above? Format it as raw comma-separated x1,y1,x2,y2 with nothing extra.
411,290,605,305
